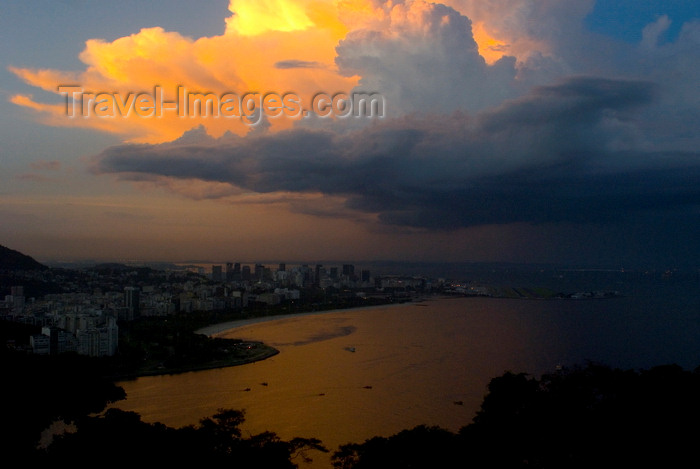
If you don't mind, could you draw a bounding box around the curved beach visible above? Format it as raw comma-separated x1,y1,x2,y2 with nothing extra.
195,300,427,338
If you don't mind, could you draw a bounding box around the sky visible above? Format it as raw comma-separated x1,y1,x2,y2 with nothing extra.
1,0,699,268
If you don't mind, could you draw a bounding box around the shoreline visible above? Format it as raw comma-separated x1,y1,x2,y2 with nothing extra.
196,297,441,338
117,294,626,380
196,292,623,338
118,299,435,381
113,345,281,381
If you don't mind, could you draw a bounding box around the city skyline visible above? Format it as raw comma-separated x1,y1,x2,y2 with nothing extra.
2,1,699,268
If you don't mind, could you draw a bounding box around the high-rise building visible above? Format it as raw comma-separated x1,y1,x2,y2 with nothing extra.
330,267,338,279
278,263,286,272
10,285,25,314
124,287,140,321
301,265,311,285
241,265,251,281
362,270,371,282
226,262,234,281
212,265,223,282
343,264,355,278
315,264,323,286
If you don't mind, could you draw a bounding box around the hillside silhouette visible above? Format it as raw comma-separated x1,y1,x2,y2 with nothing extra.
0,245,47,271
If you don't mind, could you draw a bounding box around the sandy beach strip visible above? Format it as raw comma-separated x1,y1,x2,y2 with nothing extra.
195,299,433,338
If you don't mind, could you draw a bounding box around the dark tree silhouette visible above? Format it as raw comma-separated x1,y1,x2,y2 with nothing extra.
1,349,126,461
333,362,700,469
333,425,460,469
38,407,326,467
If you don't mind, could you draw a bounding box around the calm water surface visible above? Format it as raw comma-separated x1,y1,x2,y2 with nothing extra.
113,293,700,467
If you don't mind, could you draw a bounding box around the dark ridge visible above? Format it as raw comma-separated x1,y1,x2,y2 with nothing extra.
0,245,48,271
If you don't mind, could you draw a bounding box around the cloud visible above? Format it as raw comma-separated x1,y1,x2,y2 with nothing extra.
15,173,58,183
8,0,700,265
90,76,700,232
335,0,519,115
9,0,591,140
442,0,595,68
17,160,64,183
274,59,326,69
30,160,62,171
9,0,357,143
630,19,700,151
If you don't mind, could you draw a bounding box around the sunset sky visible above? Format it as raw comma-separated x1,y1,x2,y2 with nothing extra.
2,0,699,267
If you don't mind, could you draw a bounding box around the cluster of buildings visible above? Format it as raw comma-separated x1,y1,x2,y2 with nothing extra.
209,262,375,290
2,261,433,358
3,285,124,357
29,317,119,357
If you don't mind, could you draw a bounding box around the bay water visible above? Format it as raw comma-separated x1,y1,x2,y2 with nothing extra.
113,274,700,467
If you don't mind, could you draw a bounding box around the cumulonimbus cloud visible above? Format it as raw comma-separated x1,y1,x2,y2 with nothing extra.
90,76,700,230
10,0,700,243
7,0,569,142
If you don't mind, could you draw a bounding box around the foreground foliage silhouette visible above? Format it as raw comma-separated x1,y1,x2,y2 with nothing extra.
2,348,126,460
7,356,700,468
37,408,327,467
332,362,700,468
2,348,326,467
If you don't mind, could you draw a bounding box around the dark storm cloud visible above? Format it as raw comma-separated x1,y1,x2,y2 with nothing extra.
91,76,700,230
366,159,700,228
479,76,656,129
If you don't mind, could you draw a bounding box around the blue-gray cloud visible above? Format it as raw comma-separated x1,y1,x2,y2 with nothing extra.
274,60,326,69
90,76,700,233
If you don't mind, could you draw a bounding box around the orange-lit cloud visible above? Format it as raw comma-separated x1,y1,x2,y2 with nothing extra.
10,0,359,144
471,21,508,64
226,0,344,36
441,0,583,66
9,0,534,144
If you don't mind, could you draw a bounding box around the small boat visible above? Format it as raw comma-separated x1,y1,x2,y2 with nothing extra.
346,346,356,352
